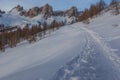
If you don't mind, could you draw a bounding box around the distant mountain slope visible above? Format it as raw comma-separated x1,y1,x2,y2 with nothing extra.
0,4,79,27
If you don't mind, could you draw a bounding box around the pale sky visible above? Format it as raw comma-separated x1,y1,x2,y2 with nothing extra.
0,0,111,11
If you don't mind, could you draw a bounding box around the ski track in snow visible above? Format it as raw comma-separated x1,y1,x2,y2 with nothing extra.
52,24,120,80
80,25,120,69
70,23,120,69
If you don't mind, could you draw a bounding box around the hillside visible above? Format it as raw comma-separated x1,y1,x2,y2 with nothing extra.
0,8,120,80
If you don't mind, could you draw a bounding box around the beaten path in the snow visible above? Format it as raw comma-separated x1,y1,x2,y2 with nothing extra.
56,24,120,80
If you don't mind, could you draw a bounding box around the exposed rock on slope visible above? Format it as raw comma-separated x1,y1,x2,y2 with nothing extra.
9,4,78,19
18,4,53,18
15,5,23,11
27,7,40,18
41,4,53,18
1,4,79,27
66,6,78,17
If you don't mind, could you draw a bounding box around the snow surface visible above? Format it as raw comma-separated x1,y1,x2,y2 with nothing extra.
0,10,120,80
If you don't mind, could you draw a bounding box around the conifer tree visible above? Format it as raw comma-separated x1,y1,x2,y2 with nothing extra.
0,32,5,51
98,0,107,12
43,22,47,37
37,24,42,39
110,0,119,15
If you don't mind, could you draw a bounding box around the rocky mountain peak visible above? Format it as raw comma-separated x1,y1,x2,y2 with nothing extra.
8,4,79,19
18,4,53,18
41,3,53,18
66,6,78,17
27,7,40,18
15,5,24,11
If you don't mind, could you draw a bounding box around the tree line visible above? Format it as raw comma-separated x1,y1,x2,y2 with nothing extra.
0,20,65,52
78,0,119,22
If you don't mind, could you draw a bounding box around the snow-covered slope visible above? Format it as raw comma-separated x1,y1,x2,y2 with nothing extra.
0,10,120,80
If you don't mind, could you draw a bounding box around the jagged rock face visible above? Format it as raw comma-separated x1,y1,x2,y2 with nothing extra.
19,7,41,17
41,4,53,18
16,5,23,11
28,7,40,18
66,7,78,17
19,4,53,18
11,4,78,19
9,5,25,16
19,11,26,16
